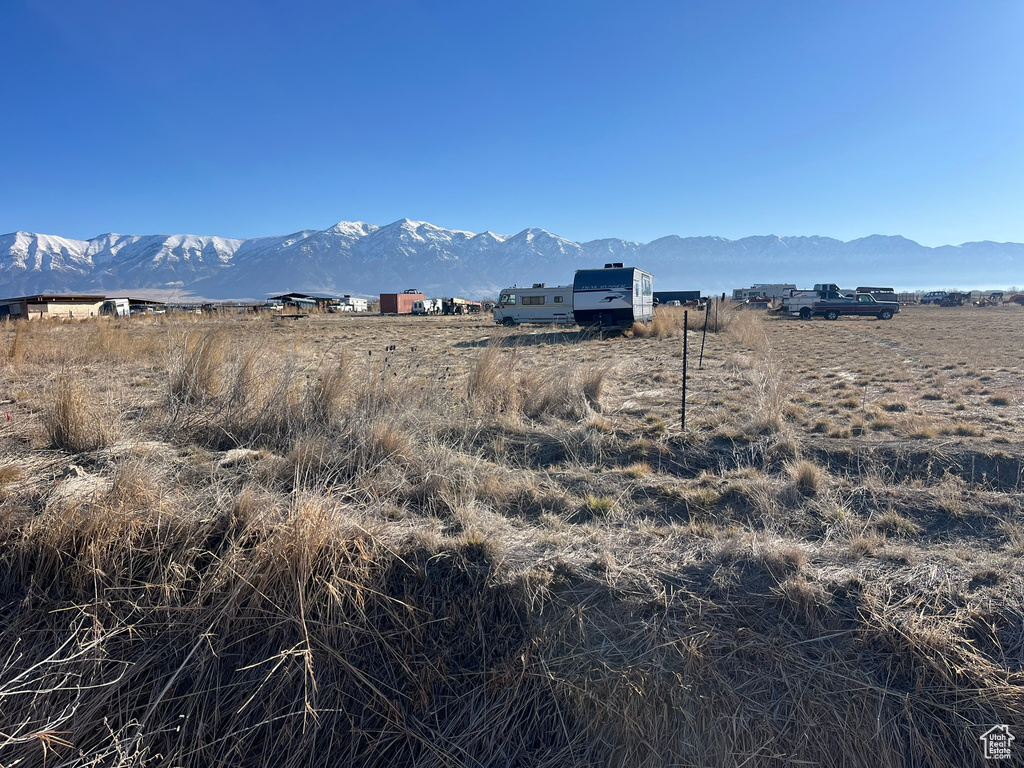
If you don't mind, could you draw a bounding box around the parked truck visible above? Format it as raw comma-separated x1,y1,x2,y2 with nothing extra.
783,284,899,320
493,264,654,329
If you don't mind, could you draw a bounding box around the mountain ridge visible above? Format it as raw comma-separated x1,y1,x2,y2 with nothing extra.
3,219,1023,300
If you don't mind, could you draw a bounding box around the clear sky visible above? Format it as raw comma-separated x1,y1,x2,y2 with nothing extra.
2,0,1022,246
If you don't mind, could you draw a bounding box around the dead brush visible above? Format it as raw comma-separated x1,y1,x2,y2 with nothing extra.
630,308,682,338
468,344,608,422
2,480,1022,768
737,353,788,435
168,328,229,404
7,322,27,363
167,334,357,450
4,306,1024,768
43,374,111,452
85,319,165,363
786,459,826,497
723,307,768,346
304,351,350,425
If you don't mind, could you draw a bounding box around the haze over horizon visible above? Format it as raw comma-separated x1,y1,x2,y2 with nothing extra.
3,0,1023,249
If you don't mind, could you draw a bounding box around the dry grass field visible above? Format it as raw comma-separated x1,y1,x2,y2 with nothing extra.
1,304,1022,767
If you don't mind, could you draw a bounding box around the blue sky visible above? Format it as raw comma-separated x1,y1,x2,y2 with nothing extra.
2,0,1022,246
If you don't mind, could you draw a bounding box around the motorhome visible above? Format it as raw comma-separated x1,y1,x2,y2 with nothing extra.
493,284,574,326
572,264,653,328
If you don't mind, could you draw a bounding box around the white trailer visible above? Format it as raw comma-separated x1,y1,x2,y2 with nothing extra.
732,284,796,301
412,298,441,315
101,298,130,317
337,295,368,312
493,284,574,326
572,264,653,328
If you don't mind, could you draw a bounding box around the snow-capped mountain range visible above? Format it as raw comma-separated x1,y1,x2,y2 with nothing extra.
2,219,1022,300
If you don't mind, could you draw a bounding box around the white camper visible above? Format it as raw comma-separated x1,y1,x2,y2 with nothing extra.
493,284,574,326
412,298,441,315
101,298,130,317
732,284,796,302
337,295,369,312
572,264,653,328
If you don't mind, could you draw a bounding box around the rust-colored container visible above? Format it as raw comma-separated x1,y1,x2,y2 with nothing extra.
379,292,424,314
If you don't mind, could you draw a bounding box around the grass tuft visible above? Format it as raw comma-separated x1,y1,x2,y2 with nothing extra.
43,375,110,452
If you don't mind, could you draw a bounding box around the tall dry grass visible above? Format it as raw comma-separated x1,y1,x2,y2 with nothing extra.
631,303,768,346
2,311,1022,768
7,322,27,363
468,344,609,422
1,496,1019,768
42,374,111,452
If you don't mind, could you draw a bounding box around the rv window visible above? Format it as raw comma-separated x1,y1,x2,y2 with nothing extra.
522,296,545,305
500,293,516,305
553,296,563,303
635,282,640,297
642,276,652,296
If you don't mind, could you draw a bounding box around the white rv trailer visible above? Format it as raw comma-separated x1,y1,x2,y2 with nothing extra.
337,294,369,312
572,263,653,328
412,298,441,315
731,284,796,302
101,298,130,317
492,283,574,326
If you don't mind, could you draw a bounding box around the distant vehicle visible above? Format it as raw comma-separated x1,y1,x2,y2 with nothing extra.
336,295,369,312
974,291,1003,307
783,284,899,320
442,297,482,315
940,292,967,307
493,284,574,326
856,286,896,300
101,298,130,317
732,284,796,301
654,290,701,305
411,299,441,315
920,291,948,305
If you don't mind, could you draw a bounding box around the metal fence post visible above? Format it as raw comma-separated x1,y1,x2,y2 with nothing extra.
682,310,688,430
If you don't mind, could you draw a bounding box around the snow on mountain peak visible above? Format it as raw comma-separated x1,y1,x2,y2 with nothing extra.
326,221,378,237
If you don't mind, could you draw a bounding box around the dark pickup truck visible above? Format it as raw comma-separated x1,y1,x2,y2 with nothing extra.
786,290,900,320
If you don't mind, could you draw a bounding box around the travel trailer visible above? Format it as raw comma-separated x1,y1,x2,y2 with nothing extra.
411,299,441,315
101,298,130,317
732,284,796,302
571,264,654,328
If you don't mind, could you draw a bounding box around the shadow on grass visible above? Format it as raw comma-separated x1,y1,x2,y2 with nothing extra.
455,327,614,348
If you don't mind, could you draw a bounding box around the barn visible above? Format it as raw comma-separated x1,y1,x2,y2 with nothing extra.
0,294,107,320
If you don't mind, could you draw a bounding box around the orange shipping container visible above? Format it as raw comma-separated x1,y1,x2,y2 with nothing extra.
379,292,424,314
